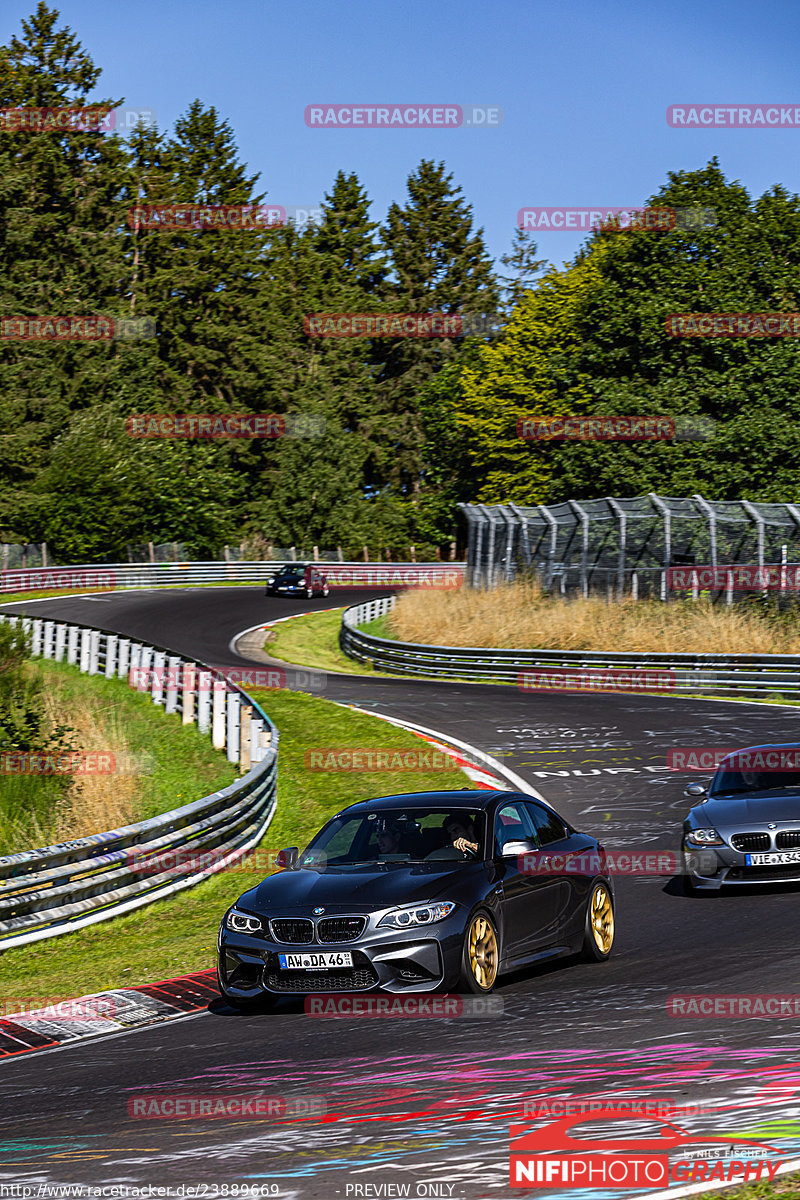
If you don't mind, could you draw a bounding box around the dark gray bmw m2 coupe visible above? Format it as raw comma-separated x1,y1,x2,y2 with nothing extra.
217,789,615,1005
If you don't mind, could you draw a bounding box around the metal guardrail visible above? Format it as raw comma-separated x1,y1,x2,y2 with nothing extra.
0,614,279,949
0,561,465,594
340,596,800,699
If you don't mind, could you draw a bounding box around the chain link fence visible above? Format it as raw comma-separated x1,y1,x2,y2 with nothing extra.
459,495,800,600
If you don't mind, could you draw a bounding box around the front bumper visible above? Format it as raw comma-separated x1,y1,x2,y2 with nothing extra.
218,915,464,1000
683,841,800,889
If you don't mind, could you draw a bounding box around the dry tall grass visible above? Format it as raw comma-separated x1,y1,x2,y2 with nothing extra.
41,689,139,841
389,581,800,654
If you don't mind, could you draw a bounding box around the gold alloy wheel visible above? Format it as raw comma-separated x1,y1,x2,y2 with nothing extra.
468,914,498,989
590,884,614,954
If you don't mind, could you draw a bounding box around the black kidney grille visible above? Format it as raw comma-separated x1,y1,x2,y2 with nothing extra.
730,832,771,851
269,918,314,944
776,831,800,849
317,917,366,943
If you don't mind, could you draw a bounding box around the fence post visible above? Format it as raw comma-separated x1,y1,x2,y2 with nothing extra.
182,663,197,724
726,569,733,606
31,619,43,656
151,651,166,704
117,638,131,679
88,630,101,674
226,692,241,765
197,670,212,733
67,625,79,665
165,656,181,714
78,628,91,672
137,645,152,692
211,680,226,748
240,704,252,773
54,623,67,662
105,635,118,678
42,620,54,658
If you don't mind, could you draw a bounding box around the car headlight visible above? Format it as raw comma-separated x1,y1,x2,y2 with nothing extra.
378,902,456,929
685,828,724,847
225,907,263,934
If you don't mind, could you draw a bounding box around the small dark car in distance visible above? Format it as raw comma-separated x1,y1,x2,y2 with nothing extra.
218,789,615,1006
265,563,329,598
682,742,800,891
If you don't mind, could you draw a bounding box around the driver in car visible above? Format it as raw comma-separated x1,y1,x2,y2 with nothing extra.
375,818,403,856
444,814,481,856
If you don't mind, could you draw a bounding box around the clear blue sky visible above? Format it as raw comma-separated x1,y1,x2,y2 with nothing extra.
3,0,799,271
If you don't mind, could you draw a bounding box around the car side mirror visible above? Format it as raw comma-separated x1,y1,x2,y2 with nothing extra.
684,783,708,799
500,839,538,858
276,846,298,870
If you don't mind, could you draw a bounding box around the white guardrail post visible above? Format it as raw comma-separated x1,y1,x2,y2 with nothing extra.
0,613,279,949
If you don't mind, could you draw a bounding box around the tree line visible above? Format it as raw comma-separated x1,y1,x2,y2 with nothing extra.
2,5,800,563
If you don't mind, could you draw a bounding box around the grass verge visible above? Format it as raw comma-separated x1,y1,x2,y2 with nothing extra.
266,608,391,676
0,687,472,1001
1,659,236,854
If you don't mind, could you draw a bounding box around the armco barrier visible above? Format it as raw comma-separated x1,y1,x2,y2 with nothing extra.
0,615,278,949
340,596,800,699
0,560,465,594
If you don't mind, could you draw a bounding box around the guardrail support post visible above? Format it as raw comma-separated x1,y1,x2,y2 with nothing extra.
240,704,252,772
212,681,226,748
118,638,130,680
198,671,212,733
88,630,101,674
151,651,166,704
226,692,241,764
105,635,118,678
55,623,67,662
182,663,197,724
31,619,43,656
67,625,79,665
137,645,152,692
165,656,180,714
42,620,54,658
79,628,91,672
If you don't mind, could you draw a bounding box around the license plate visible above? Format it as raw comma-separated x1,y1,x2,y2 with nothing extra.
745,850,800,865
278,951,353,970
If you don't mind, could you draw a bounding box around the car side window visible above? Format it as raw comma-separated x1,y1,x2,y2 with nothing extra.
493,802,536,856
523,802,567,846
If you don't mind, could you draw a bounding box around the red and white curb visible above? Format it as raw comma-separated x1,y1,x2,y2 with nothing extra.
0,970,218,1061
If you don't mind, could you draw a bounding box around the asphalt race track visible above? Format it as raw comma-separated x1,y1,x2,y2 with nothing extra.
2,586,800,1198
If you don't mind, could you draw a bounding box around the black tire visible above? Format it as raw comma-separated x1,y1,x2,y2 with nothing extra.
459,909,500,993
581,881,615,961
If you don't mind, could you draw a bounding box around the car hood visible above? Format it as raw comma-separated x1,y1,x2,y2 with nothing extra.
242,862,479,913
700,791,800,826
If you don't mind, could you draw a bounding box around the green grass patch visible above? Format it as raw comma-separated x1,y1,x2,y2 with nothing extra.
0,659,237,855
0,687,471,1000
267,607,390,676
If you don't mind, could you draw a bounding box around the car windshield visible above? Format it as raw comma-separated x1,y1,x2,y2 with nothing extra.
277,570,303,581
299,807,486,866
712,765,800,795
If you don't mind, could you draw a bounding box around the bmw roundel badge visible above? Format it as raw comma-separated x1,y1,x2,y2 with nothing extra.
313,907,325,915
